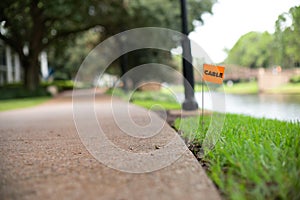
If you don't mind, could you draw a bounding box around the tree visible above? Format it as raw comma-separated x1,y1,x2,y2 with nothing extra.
101,0,217,88
48,0,217,88
225,31,274,68
48,29,101,80
0,0,110,90
1,0,216,91
274,6,300,68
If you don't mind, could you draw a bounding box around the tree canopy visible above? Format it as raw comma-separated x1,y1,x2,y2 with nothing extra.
0,0,216,90
274,5,300,68
0,0,111,90
225,31,274,68
225,5,300,69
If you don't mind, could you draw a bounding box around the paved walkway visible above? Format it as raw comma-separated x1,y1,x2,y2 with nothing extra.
0,91,220,200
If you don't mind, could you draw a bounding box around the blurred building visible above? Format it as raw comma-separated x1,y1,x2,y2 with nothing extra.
93,73,118,88
0,40,48,85
0,40,21,85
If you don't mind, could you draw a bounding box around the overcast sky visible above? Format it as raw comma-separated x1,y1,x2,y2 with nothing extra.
189,0,299,63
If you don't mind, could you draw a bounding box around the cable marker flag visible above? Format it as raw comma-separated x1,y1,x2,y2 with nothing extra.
203,64,225,84
201,64,225,132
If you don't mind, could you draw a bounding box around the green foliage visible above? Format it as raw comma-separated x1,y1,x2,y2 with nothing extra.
225,32,274,68
0,80,74,100
0,97,50,111
105,88,181,110
42,80,74,92
133,100,181,110
0,0,112,90
107,88,178,103
219,80,300,94
221,81,258,94
290,75,300,83
266,83,300,94
104,0,216,33
160,84,208,93
0,84,50,100
105,87,128,99
0,0,216,90
226,5,300,69
0,0,108,48
48,29,101,80
274,6,300,68
130,91,178,103
47,0,217,86
174,114,300,200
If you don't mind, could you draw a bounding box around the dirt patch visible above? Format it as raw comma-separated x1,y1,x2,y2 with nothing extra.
154,109,209,167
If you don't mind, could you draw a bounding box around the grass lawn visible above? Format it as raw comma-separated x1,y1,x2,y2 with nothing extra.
133,100,181,110
108,87,300,199
221,81,300,95
106,88,181,110
266,83,300,94
221,81,258,94
161,84,209,93
0,97,51,112
174,114,300,200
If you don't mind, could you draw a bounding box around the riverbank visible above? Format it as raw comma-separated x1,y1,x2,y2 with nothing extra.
221,81,300,94
158,81,300,95
221,81,258,94
107,87,300,122
266,82,300,94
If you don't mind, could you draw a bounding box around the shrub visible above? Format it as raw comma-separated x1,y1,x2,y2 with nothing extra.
290,75,300,83
42,80,74,91
0,84,50,100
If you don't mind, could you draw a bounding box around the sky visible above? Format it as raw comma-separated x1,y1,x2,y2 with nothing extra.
189,0,300,63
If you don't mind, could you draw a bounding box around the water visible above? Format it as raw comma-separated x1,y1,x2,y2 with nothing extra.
176,92,300,121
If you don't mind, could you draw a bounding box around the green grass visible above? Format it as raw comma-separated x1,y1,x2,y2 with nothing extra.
161,84,208,93
130,91,178,103
106,88,181,110
0,97,51,111
221,81,258,94
290,75,300,83
174,114,300,200
220,81,300,94
133,100,181,110
161,85,184,93
266,83,300,94
42,80,75,91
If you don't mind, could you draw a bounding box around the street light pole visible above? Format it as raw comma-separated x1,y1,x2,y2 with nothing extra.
180,0,198,110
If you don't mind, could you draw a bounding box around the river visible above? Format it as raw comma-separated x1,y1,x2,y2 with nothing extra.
176,92,300,122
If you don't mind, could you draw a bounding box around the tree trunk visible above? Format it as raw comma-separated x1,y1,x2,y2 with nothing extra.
22,0,43,91
120,54,128,91
23,54,40,91
117,35,129,91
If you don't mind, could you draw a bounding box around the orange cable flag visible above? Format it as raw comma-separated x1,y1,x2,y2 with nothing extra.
203,64,225,84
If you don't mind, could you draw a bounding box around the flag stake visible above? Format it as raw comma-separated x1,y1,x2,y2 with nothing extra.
202,80,204,132
201,63,225,133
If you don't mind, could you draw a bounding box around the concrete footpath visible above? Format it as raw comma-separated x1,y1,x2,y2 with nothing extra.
0,91,220,200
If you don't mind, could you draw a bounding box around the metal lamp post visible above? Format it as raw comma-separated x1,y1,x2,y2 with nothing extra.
180,0,198,110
